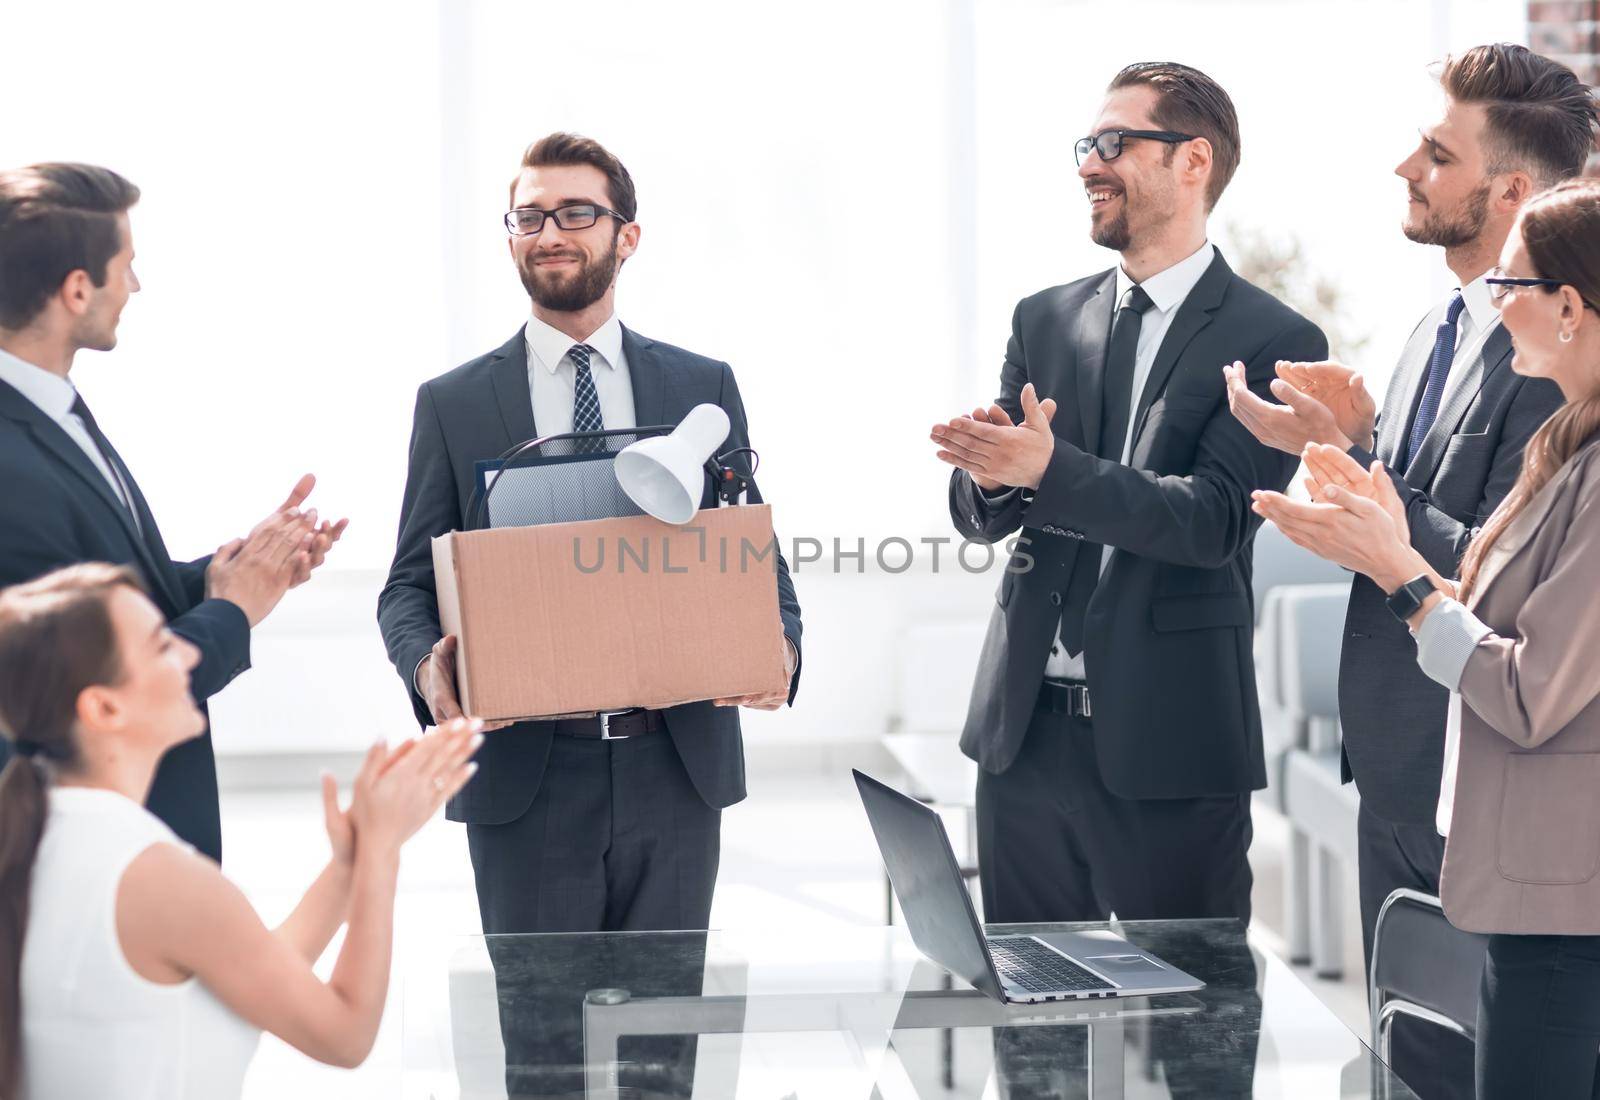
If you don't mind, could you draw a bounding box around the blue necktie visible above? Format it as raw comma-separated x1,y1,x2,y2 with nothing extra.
1404,291,1467,469
568,343,605,450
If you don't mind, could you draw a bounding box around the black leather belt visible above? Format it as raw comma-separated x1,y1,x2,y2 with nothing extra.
1037,679,1092,718
552,708,664,740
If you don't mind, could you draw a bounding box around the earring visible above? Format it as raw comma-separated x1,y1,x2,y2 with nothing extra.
1560,330,1574,344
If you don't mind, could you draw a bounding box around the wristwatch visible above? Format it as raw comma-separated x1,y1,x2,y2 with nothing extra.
1385,574,1438,624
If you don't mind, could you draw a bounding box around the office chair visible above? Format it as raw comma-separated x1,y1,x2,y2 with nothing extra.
1369,888,1488,1086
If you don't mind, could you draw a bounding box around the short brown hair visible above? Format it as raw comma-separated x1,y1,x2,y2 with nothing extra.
1439,44,1598,186
0,163,140,331
509,132,637,222
1108,62,1241,210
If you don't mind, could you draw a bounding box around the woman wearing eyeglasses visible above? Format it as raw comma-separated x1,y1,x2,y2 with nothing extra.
1252,177,1600,1097
0,563,481,1099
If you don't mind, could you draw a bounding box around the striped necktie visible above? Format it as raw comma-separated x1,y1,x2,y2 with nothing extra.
568,343,605,451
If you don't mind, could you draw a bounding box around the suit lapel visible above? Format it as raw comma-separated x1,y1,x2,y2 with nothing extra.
0,381,185,610
1127,251,1231,449
1405,322,1512,488
88,430,189,610
623,326,674,429
486,327,538,446
1380,304,1448,473
1073,271,1118,455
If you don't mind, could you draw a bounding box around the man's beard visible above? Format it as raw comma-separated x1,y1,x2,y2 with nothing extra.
1404,181,1491,249
519,233,620,311
1091,204,1132,252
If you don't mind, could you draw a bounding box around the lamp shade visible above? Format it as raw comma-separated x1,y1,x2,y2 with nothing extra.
614,403,731,524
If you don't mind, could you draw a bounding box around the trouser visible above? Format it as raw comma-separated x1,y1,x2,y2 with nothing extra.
1357,801,1477,1099
466,732,721,1099
975,707,1253,924
1478,933,1600,1099
976,706,1257,1098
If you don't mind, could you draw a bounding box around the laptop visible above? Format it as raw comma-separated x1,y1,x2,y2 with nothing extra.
854,769,1205,1004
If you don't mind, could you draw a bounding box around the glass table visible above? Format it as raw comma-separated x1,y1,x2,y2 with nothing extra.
403,918,1414,1099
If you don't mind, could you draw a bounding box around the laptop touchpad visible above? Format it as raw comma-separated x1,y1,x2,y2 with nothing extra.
1084,953,1167,974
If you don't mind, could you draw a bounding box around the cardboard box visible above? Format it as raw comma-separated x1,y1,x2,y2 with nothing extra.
432,504,788,721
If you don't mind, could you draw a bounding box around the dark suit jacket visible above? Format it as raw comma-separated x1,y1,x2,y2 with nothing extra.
377,326,802,824
951,252,1327,798
0,380,250,861
1338,305,1562,825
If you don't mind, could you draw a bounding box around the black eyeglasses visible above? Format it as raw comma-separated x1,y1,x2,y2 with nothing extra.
1484,272,1568,302
503,203,628,237
1074,129,1197,166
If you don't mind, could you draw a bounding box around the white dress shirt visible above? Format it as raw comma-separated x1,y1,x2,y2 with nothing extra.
1041,241,1217,681
524,312,636,434
0,346,136,516
1413,596,1495,836
1435,273,1499,413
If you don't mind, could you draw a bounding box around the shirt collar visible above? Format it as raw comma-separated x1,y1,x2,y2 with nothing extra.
1114,240,1216,315
523,312,625,375
1458,272,1497,334
0,346,77,421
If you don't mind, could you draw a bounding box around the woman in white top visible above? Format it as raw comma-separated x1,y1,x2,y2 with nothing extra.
0,562,481,1098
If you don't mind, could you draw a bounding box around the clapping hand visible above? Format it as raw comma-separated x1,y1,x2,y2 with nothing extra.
1298,443,1407,532
206,475,348,625
1276,361,1378,451
1250,444,1424,591
344,718,483,853
931,384,1059,492
1224,360,1368,456
246,474,349,587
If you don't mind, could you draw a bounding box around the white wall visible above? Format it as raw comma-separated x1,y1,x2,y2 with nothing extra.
1,0,1529,762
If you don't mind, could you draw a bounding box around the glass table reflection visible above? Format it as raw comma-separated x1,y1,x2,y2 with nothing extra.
403,918,1414,1099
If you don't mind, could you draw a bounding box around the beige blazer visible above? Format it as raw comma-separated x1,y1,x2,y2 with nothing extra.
1441,435,1600,934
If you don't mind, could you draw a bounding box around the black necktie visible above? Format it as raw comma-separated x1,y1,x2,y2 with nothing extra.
1057,285,1155,660
1099,285,1156,461
69,393,139,525
568,343,605,452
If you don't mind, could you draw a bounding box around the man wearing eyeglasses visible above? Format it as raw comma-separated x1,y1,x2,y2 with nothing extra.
930,63,1325,931
378,132,802,949
1230,44,1587,1099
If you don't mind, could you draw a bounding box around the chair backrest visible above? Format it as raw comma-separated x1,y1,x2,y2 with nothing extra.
1370,888,1489,1043
1252,522,1349,623
1276,583,1352,721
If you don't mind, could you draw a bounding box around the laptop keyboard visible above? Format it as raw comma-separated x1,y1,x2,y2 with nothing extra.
987,936,1111,995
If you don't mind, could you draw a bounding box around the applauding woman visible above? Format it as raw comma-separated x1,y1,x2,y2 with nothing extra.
0,563,480,1099
1252,178,1600,1098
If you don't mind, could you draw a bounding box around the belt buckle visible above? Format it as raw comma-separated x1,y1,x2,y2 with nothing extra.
1072,684,1091,718
598,710,630,740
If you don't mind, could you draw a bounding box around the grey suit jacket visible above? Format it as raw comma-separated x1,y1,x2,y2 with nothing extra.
1437,436,1600,934
1337,304,1563,824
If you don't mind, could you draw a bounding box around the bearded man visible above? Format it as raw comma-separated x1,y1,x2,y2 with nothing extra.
378,133,802,942
1225,44,1590,1099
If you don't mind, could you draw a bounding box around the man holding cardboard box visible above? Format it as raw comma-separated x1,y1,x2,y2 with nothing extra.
377,133,802,942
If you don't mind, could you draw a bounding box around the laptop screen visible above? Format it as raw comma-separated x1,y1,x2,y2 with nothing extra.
854,770,1005,1001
